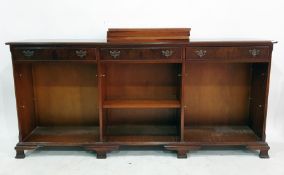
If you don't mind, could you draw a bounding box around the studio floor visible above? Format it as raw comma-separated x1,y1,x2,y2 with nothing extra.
0,137,284,175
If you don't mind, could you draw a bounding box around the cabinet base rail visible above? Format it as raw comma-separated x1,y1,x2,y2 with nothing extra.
15,142,269,159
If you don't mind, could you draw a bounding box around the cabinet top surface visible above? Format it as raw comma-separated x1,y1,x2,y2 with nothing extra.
6,39,275,46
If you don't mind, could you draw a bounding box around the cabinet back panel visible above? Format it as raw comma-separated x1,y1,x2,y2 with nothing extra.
33,63,99,126
104,63,181,100
106,109,178,125
184,63,251,125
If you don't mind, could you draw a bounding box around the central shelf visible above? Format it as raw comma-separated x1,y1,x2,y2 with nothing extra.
103,100,181,109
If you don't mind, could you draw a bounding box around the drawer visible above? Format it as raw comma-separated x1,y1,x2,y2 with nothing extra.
100,47,182,60
12,47,96,61
56,48,96,60
186,46,270,60
12,47,55,60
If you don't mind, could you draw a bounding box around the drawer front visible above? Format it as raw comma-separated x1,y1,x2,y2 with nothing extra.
56,48,96,60
186,46,270,60
12,47,55,60
100,48,182,60
12,47,96,61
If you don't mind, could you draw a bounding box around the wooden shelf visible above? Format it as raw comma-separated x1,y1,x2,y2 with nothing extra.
25,127,99,143
107,125,177,135
184,126,261,143
103,100,181,109
106,125,178,143
107,136,178,143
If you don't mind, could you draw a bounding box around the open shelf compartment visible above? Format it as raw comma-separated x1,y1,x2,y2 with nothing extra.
101,63,182,143
14,62,100,143
103,108,181,143
184,62,269,143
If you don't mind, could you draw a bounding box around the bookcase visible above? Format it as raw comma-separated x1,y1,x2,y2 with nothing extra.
6,39,274,159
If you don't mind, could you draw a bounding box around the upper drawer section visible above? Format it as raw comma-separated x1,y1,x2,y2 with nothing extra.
186,46,270,61
11,47,96,61
56,48,96,60
12,47,54,60
100,47,182,60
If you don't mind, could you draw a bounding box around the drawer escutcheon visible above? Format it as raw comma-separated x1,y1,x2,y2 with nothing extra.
195,50,207,58
109,50,121,59
161,50,174,57
249,49,260,57
75,50,87,58
22,50,34,57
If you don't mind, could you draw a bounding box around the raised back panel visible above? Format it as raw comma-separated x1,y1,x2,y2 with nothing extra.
184,62,252,126
33,63,99,126
107,28,190,43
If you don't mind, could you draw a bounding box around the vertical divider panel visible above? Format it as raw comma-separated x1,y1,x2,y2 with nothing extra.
101,65,107,141
96,48,105,142
180,47,186,141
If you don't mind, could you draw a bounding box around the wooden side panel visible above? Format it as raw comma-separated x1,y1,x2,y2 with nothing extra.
249,63,269,139
33,63,99,126
13,63,36,141
184,62,251,126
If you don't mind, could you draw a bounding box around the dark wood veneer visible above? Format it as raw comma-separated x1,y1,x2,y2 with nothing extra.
6,39,274,159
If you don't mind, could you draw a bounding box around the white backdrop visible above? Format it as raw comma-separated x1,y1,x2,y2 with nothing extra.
0,0,283,143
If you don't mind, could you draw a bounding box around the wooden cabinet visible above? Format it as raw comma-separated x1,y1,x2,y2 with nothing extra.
6,40,274,159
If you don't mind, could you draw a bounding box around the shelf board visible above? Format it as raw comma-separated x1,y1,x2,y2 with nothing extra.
107,136,178,143
106,125,178,143
103,100,181,109
184,126,261,143
25,126,99,143
107,125,178,135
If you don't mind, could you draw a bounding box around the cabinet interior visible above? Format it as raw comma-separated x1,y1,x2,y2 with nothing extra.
14,61,268,144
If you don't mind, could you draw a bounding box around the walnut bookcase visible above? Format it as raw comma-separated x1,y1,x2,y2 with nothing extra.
6,40,274,159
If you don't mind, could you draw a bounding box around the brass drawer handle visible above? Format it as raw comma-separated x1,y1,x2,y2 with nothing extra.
109,50,120,58
249,49,260,57
195,50,207,58
22,50,34,57
161,50,174,57
75,50,87,58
